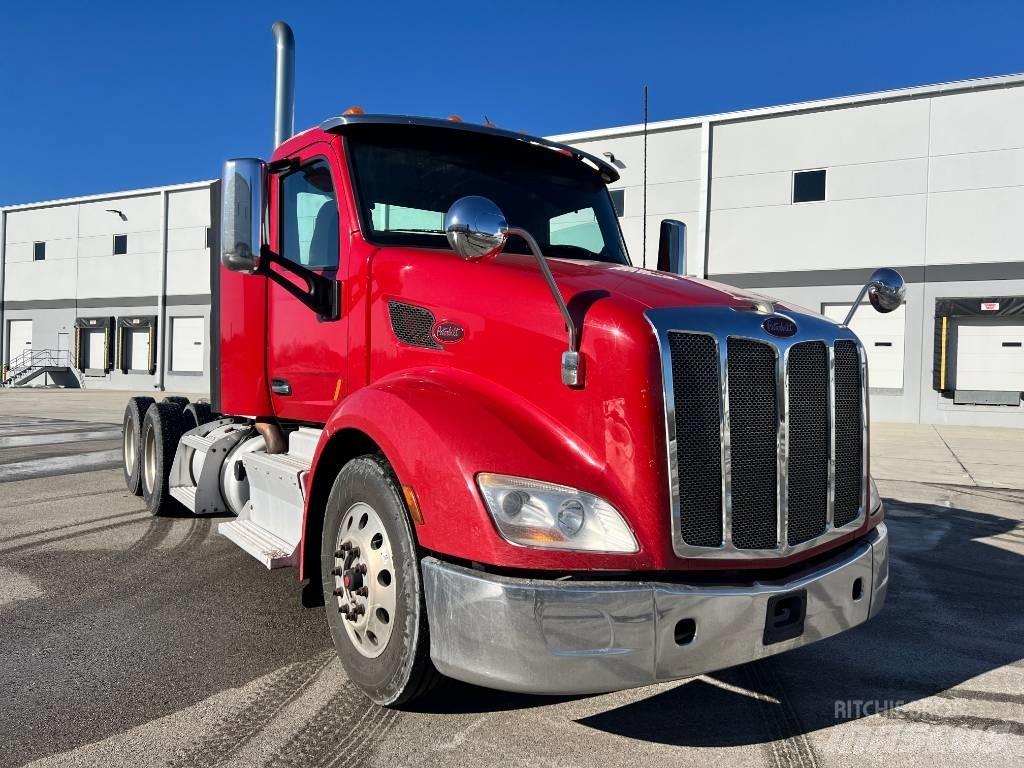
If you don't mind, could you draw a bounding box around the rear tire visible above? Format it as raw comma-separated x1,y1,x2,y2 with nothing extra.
122,396,155,496
141,401,186,516
182,401,213,432
321,455,440,706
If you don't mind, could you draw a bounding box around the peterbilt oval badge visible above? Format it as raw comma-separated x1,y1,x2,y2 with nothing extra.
432,321,465,344
762,316,798,338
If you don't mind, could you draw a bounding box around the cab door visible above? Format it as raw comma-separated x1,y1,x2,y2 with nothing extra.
267,143,348,423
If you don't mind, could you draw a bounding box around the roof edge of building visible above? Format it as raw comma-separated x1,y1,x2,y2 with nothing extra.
548,71,1024,143
1,179,218,214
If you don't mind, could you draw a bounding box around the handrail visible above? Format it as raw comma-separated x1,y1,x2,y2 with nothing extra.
1,348,73,385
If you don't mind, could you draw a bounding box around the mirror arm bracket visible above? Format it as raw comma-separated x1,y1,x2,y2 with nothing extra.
259,246,340,322
505,227,583,387
843,282,873,326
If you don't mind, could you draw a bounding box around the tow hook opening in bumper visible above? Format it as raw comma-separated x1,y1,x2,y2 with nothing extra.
422,523,889,696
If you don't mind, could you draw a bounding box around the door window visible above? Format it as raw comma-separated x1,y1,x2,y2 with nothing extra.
281,160,339,268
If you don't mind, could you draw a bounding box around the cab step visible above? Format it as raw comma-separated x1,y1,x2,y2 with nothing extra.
169,486,197,511
218,518,298,569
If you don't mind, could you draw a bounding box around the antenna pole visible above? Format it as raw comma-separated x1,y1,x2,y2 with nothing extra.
642,85,649,266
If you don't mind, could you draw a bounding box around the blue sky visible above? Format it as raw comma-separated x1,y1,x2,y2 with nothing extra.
2,0,1023,206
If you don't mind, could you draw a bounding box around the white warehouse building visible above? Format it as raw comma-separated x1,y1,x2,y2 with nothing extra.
553,73,1024,428
0,181,216,394
2,72,1024,426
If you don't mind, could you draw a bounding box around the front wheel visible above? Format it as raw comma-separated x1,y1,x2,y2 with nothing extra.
320,455,440,706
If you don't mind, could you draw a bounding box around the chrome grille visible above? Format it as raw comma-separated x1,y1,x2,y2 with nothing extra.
833,340,863,528
649,306,867,560
727,339,779,549
786,342,830,545
668,333,723,547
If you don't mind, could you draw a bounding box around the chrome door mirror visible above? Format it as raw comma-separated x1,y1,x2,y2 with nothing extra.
657,219,687,275
844,267,906,325
221,158,265,274
444,196,509,260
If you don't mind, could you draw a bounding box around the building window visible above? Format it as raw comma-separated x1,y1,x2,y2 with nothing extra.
206,226,212,248
113,234,128,255
33,242,45,261
793,169,826,203
609,189,625,217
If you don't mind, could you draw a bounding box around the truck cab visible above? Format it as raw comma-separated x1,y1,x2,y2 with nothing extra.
120,21,902,707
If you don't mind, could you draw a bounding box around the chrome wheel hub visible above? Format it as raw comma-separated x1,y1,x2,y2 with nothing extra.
333,501,396,659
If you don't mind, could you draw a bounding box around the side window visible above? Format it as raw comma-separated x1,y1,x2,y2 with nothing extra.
281,160,339,268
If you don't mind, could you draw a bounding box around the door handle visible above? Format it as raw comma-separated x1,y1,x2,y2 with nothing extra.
271,378,292,396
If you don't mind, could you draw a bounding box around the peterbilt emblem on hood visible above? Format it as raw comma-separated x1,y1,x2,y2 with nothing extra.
432,321,465,344
762,316,798,338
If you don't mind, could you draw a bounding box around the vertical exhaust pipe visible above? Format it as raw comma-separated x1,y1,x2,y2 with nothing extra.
272,21,295,148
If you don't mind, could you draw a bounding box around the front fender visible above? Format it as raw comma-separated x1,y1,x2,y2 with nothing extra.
303,368,653,572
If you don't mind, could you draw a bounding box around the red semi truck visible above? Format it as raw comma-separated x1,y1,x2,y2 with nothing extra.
121,22,903,706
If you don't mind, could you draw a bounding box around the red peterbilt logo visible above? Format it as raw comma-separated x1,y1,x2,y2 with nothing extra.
432,321,464,344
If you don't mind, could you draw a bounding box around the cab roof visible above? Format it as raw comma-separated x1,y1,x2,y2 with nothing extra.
318,113,620,184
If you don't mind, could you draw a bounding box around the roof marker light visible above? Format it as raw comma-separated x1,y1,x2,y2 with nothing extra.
447,115,463,122
343,106,365,116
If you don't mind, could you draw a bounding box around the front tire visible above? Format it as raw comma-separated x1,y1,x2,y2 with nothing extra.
321,455,440,706
122,396,155,496
141,401,186,516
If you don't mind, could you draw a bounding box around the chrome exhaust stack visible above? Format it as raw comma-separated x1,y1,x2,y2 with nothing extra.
272,21,295,148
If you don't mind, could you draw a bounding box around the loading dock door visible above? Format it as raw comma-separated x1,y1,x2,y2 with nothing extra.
7,320,32,365
955,322,1024,392
170,317,204,373
824,303,906,389
127,329,151,371
83,329,107,371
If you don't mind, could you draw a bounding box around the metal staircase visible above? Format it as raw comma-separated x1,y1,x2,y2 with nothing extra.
1,349,82,388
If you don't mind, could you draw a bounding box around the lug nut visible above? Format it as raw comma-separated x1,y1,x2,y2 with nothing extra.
356,563,368,575
333,587,345,596
338,603,351,614
331,566,344,576
335,543,352,556
355,586,369,598
353,604,366,616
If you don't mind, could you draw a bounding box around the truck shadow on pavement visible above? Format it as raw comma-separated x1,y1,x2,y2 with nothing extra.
418,497,1024,747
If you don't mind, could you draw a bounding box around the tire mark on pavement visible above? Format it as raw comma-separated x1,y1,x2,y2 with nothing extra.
127,516,174,552
745,661,821,768
267,682,398,768
882,708,1024,737
174,517,214,552
169,652,335,768
0,508,142,543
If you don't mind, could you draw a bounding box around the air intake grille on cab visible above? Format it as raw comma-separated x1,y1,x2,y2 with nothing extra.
387,301,440,349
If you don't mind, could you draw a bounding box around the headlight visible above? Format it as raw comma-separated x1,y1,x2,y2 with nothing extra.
476,473,638,553
869,476,882,514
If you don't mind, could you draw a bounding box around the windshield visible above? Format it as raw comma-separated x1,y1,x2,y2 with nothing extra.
345,124,630,264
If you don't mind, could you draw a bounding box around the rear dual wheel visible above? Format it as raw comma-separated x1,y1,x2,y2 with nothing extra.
321,455,440,706
140,401,186,516
122,396,155,495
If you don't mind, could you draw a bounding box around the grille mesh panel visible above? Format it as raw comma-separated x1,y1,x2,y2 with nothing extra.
387,301,440,349
786,342,829,545
727,339,778,549
668,332,723,547
833,340,863,527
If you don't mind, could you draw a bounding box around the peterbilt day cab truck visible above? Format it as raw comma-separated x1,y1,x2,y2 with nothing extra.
121,22,904,706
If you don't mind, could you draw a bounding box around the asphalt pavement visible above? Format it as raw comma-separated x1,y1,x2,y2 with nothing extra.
1,393,1022,768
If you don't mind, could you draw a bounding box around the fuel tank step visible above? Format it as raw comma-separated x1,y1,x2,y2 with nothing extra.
218,518,298,569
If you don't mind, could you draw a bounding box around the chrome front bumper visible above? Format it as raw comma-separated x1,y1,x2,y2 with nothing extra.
422,523,888,695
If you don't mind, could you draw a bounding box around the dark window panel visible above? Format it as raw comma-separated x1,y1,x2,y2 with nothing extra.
33,241,45,261
609,188,625,217
113,234,128,255
793,169,826,203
